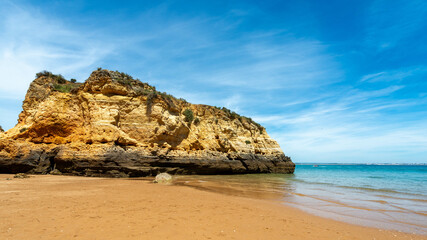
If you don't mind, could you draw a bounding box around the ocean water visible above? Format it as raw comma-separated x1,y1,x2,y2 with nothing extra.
173,164,427,234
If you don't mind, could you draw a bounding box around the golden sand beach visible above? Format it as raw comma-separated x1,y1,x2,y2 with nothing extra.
0,174,425,240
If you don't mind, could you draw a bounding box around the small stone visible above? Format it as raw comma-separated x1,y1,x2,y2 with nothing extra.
50,169,62,175
6,178,12,180
13,173,30,179
153,173,173,184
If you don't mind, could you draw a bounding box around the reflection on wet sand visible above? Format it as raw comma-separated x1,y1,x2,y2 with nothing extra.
172,174,296,201
168,173,427,235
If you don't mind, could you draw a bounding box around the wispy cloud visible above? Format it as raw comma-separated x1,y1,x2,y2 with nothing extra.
193,38,343,90
254,82,427,163
0,2,116,99
273,122,427,163
360,66,427,82
254,85,406,125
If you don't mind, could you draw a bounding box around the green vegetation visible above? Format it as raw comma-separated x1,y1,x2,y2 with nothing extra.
146,91,157,106
135,88,153,96
109,70,142,86
20,127,27,133
158,91,174,100
53,83,81,93
183,109,194,123
134,82,176,109
159,92,176,109
53,84,73,93
36,71,81,93
221,107,240,120
194,117,200,125
245,117,263,130
0,125,4,132
219,107,263,131
36,71,66,84
56,75,66,84
36,71,48,78
245,140,251,144
116,74,134,86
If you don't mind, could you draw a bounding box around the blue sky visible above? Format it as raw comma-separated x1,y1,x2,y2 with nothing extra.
0,0,426,163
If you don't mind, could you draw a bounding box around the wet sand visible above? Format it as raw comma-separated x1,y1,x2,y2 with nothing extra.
0,174,425,240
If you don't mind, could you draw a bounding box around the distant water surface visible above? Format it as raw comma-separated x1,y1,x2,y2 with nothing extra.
173,164,427,234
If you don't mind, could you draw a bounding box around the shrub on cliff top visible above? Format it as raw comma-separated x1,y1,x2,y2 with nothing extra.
55,74,66,84
159,92,177,109
110,70,139,86
0,125,4,132
183,109,194,123
36,71,66,83
220,107,263,132
36,70,51,78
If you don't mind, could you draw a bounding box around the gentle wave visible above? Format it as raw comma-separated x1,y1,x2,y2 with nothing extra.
287,177,427,198
374,194,427,203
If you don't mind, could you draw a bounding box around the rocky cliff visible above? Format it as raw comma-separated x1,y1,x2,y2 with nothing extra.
0,69,294,177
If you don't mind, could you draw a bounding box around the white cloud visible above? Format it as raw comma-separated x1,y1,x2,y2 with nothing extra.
360,67,427,83
255,85,427,163
0,2,116,99
196,39,343,90
253,85,405,125
274,122,427,163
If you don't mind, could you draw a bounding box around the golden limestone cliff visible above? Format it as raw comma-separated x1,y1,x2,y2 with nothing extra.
0,69,294,176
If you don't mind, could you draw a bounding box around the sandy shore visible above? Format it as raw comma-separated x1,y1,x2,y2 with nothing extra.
0,174,425,240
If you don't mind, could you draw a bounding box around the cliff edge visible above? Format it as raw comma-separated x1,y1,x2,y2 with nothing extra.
0,69,294,177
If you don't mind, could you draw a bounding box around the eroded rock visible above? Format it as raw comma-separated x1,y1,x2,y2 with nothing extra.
0,69,295,176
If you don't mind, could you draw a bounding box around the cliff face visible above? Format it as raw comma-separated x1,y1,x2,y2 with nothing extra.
0,70,294,177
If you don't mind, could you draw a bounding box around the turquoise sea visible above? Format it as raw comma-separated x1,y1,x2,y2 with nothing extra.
173,164,427,234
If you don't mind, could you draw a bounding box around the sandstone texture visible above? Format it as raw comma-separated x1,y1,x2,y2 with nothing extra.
0,70,294,177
